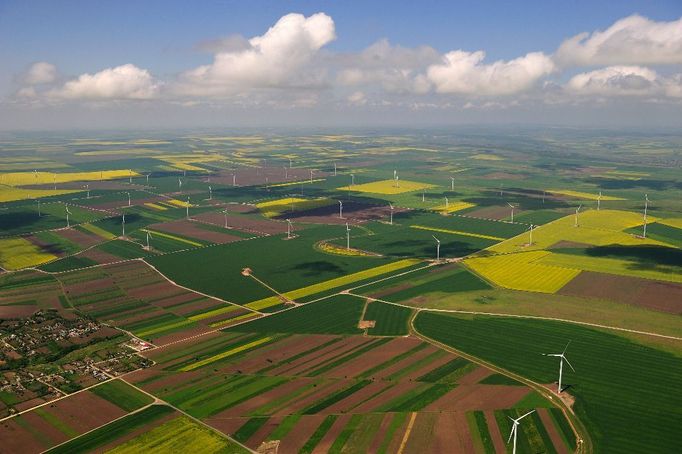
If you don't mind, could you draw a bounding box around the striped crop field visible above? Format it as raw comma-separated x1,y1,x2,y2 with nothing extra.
464,251,581,293
0,169,139,186
245,258,420,310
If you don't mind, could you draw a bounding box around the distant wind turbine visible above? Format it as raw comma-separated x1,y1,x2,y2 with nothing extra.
543,341,575,394
389,203,394,225
145,230,153,250
127,192,131,207
310,169,314,183
208,186,212,200
507,410,536,454
186,197,190,219
433,235,441,261
286,219,293,239
445,196,449,208
643,194,649,238
334,161,337,176
574,205,582,228
37,199,41,217
338,200,343,219
508,203,515,222
450,176,455,191
121,212,126,237
65,205,71,228
597,191,602,211
224,210,229,228
346,223,351,250
528,224,535,245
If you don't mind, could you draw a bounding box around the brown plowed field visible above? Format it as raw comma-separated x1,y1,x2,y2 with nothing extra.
276,415,327,453
152,325,216,346
193,212,286,235
485,409,507,453
425,384,530,411
311,413,352,453
44,390,126,432
150,292,200,308
457,365,494,384
463,205,513,220
78,248,121,264
270,337,370,377
322,337,422,378
0,418,47,454
0,305,38,318
56,228,103,248
150,220,241,244
558,270,682,313
282,201,408,225
539,408,570,454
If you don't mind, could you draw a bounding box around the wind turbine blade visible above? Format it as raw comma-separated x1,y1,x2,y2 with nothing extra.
543,353,562,357
519,409,536,420
563,355,576,372
562,340,571,355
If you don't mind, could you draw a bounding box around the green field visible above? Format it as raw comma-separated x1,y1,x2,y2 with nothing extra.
90,379,154,412
413,312,682,453
362,300,412,336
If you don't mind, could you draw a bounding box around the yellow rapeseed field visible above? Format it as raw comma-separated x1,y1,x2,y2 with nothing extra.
0,170,139,186
256,197,334,218
410,225,503,241
464,251,581,293
339,179,435,195
0,238,57,270
489,209,663,254
430,201,476,214
0,187,80,203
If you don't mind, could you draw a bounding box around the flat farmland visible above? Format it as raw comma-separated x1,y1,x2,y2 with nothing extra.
123,324,575,454
147,225,400,305
414,312,682,454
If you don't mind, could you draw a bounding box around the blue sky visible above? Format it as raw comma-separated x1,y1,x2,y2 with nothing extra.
1,0,681,129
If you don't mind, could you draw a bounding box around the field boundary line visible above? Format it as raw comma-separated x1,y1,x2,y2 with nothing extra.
396,412,417,454
348,293,682,341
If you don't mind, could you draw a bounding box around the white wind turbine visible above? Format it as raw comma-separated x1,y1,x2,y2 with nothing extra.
574,205,582,228
121,212,126,237
146,173,150,185
507,410,536,454
37,199,41,217
233,173,237,187
450,176,455,191
395,175,400,188
393,169,397,187
543,341,575,394
224,210,229,228
289,157,292,169
127,192,131,207
178,178,183,191
145,230,153,250
85,184,90,199
597,191,602,211
334,161,337,176
643,194,649,238
389,203,394,225
284,166,288,179
208,186,212,200
528,224,535,245
346,223,351,250
422,189,425,203
309,169,314,183
444,196,449,209
338,200,344,219
350,173,355,186
508,203,515,223
286,219,293,239
186,197,190,219
433,235,441,261
129,169,132,184
65,205,71,228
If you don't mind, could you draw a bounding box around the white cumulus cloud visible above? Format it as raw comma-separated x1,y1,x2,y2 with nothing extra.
555,14,682,67
177,12,335,95
426,50,555,96
24,62,58,85
567,66,660,96
51,64,160,100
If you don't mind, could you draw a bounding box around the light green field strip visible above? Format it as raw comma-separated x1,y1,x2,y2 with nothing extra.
548,189,625,201
208,312,260,328
135,319,195,338
188,304,241,321
180,336,273,371
464,251,581,293
245,258,420,310
537,252,682,284
143,229,202,247
80,222,116,240
410,225,504,241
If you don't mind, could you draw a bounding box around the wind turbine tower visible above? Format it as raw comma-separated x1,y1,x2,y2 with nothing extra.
286,219,293,239
346,223,351,250
643,194,649,238
433,235,441,261
389,203,394,225
574,205,582,228
543,341,575,394
450,177,455,191
338,200,343,219
508,203,515,223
